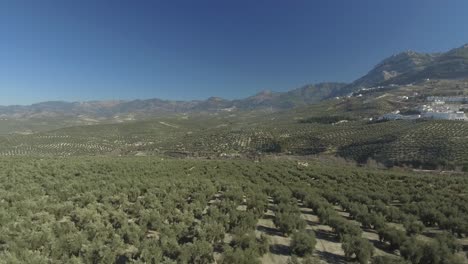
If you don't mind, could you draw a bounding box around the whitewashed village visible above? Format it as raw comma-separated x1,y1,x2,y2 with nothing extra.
379,96,468,121
344,80,468,122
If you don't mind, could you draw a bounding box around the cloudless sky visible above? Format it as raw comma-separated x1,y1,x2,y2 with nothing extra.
1,0,468,105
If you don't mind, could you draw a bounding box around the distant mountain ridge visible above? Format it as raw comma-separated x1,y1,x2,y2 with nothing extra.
2,43,468,119
0,82,347,118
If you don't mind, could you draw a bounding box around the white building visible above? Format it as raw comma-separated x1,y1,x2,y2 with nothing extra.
422,111,467,121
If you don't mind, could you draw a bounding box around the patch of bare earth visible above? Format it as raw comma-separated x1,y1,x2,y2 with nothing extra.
299,205,346,264
256,199,348,264
256,199,292,264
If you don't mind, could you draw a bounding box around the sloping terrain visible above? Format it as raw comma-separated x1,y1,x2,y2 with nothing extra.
342,43,468,95
0,83,347,122
1,43,468,136
2,108,468,169
1,44,468,169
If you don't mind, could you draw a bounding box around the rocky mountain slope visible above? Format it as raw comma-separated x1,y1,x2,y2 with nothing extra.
341,43,468,95
2,43,468,119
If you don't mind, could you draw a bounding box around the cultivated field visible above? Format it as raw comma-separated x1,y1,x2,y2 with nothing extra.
0,157,466,263
2,115,468,170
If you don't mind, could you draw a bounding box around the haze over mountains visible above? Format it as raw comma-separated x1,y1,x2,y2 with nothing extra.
0,82,347,119
1,43,468,119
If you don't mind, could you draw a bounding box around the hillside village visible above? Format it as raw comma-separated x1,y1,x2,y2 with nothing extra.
379,96,468,121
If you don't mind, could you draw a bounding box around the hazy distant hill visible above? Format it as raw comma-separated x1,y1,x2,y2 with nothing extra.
2,43,468,119
0,82,347,118
231,82,348,110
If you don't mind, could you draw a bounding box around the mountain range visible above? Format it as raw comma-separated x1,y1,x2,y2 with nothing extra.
1,43,468,119
0,83,347,118
340,43,468,95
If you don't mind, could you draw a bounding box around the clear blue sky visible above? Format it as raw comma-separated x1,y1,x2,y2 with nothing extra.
1,0,467,105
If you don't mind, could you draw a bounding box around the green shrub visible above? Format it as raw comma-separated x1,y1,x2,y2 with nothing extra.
341,235,374,264
290,231,316,257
